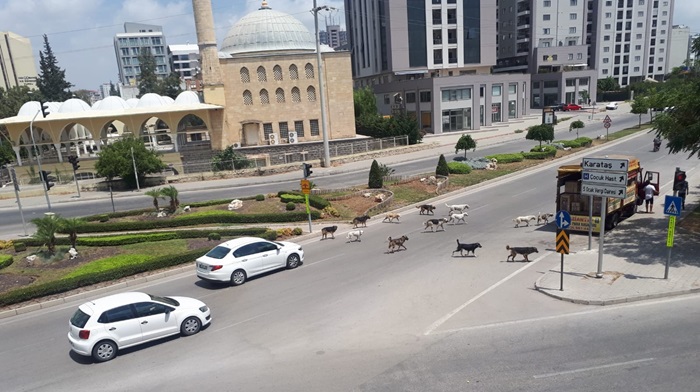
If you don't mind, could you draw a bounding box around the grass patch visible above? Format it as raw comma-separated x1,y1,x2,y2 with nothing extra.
119,239,191,256
606,123,651,141
558,116,572,122
388,186,433,205
64,254,151,278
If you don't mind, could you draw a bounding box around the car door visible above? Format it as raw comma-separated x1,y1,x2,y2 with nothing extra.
133,301,179,342
232,243,265,276
97,305,142,347
257,241,284,270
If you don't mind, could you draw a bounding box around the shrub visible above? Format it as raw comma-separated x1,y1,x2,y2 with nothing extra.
529,145,557,154
0,240,14,250
292,227,303,235
436,154,449,176
0,255,13,270
280,194,305,203
207,232,221,241
264,230,278,240
13,242,27,252
522,151,553,160
368,159,383,189
276,228,294,237
98,215,110,223
255,194,265,201
574,137,593,147
322,206,340,217
447,162,472,174
286,202,296,211
485,153,524,163
553,139,582,148
277,191,330,209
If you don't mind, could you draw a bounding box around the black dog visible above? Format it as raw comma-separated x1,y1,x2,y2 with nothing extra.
452,240,482,257
321,225,338,240
506,245,539,262
352,215,370,228
417,204,436,215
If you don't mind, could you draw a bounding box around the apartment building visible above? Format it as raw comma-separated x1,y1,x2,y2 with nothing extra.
589,0,675,86
0,31,38,90
497,0,597,107
345,0,530,134
113,23,171,87
667,24,690,69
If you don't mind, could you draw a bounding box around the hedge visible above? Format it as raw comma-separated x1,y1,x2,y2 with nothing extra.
575,137,593,147
277,191,330,209
0,255,13,270
553,137,592,149
529,145,557,154
447,162,473,174
280,194,305,203
522,151,554,160
0,248,210,308
485,153,524,163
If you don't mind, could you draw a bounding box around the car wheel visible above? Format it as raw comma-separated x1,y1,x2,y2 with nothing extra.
92,340,117,362
181,316,202,336
231,269,247,286
286,254,301,269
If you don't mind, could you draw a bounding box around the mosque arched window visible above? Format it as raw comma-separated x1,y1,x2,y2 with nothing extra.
289,64,299,80
306,86,316,102
243,90,253,105
240,67,250,83
257,66,267,82
291,87,301,103
305,63,314,79
276,88,285,103
273,65,283,81
260,89,270,104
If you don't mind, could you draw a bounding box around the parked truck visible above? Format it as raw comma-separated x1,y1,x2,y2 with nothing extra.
555,155,660,233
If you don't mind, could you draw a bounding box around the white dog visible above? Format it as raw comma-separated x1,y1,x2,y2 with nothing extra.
513,215,537,227
346,229,364,242
448,212,468,225
537,212,554,225
445,203,470,213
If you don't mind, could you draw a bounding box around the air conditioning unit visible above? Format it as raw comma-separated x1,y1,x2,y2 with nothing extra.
288,131,298,144
268,133,279,145
232,142,241,148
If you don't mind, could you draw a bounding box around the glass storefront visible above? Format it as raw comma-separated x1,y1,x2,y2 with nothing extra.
491,103,502,123
441,108,472,132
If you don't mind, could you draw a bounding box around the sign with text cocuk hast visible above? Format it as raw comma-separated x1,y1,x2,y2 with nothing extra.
580,157,629,199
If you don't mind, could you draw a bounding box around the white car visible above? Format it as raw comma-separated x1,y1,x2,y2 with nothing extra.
196,237,304,286
68,292,211,362
606,102,619,110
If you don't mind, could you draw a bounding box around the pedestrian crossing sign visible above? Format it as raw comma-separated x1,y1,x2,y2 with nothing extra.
664,195,682,217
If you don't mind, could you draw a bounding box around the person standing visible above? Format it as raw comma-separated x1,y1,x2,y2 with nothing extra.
678,179,689,210
644,181,657,213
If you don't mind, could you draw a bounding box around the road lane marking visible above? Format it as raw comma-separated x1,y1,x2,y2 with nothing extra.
511,188,537,198
423,252,552,335
533,358,655,379
210,311,272,333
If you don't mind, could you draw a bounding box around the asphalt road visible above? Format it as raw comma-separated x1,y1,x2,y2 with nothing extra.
1,129,698,391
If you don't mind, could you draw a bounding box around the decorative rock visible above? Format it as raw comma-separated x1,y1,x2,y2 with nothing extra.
68,247,79,259
228,199,243,210
375,194,385,202
183,205,191,212
26,255,37,262
157,211,167,218
363,192,372,198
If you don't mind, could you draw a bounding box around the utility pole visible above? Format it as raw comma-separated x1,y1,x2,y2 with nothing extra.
29,109,52,211
312,0,333,168
131,146,140,191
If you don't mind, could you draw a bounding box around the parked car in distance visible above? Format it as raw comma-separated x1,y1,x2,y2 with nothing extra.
68,292,211,362
606,102,619,110
552,103,567,111
196,237,304,286
562,103,582,111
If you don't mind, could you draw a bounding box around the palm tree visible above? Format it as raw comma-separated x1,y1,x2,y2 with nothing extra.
160,186,180,212
59,217,84,249
144,188,164,211
31,214,63,254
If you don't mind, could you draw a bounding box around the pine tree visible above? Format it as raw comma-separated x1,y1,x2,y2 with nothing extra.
137,48,159,97
368,159,383,189
36,34,73,101
109,81,119,97
436,154,449,177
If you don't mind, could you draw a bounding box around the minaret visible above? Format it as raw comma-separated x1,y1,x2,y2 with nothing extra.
192,0,225,106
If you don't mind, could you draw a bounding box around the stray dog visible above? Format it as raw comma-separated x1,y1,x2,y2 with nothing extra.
321,225,338,240
506,245,539,262
383,212,401,223
346,230,364,242
445,203,469,213
537,212,554,225
417,204,436,215
448,211,468,225
387,235,409,253
424,218,449,232
513,215,537,227
352,215,371,228
451,240,482,257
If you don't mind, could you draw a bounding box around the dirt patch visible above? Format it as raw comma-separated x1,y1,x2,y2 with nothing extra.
677,207,700,234
0,274,37,294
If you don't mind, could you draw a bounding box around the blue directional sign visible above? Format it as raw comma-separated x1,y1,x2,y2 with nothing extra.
664,195,682,217
556,210,571,229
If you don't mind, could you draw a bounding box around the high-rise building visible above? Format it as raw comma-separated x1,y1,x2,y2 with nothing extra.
667,24,690,69
589,0,674,86
320,24,347,49
0,31,38,90
168,44,200,90
496,0,597,107
345,0,530,134
113,23,171,87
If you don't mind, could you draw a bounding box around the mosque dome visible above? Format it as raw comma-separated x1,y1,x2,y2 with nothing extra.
174,90,201,105
57,98,91,114
220,1,316,55
94,96,131,111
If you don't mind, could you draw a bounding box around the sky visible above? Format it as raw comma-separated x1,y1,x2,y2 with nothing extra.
0,0,698,91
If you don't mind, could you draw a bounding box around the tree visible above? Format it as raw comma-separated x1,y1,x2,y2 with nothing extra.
144,188,164,211
36,34,73,101
73,89,92,103
94,136,166,189
59,217,84,249
455,134,476,158
569,120,585,138
0,85,36,119
385,112,423,145
160,185,180,212
630,98,649,128
109,81,119,97
526,124,555,148
159,71,183,99
579,89,590,105
436,154,449,177
597,77,620,93
31,214,62,254
368,159,383,188
211,145,253,171
0,137,15,166
137,48,159,97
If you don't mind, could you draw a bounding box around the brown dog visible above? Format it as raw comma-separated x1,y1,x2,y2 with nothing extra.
417,204,436,215
387,235,409,253
352,215,371,228
506,245,539,262
321,225,337,240
383,212,401,223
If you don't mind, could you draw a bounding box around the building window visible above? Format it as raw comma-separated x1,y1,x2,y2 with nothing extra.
570,0,577,5
605,12,612,18
543,28,550,35
604,35,610,41
263,123,273,140
544,0,551,6
260,89,269,104
240,67,250,83
569,27,577,34
279,122,289,140
419,91,432,102
605,24,611,30
566,79,576,87
579,78,588,86
492,85,502,96
570,13,577,20
638,11,644,17
307,86,316,101
543,14,551,21
294,120,305,137
639,0,645,4
433,49,443,64
310,119,320,136
305,63,315,79
243,90,253,105
603,58,609,63
273,65,283,81
257,66,267,82
604,47,610,52
289,64,299,80
603,69,609,74
509,84,517,94
276,88,285,103
291,87,301,103
577,53,583,59
634,67,640,72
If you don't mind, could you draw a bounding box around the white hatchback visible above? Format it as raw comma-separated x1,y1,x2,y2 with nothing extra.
68,292,211,362
196,237,304,286
606,102,619,110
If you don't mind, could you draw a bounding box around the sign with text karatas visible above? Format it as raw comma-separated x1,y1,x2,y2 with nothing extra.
581,157,629,173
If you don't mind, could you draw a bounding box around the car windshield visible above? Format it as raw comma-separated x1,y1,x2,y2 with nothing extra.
70,308,91,328
149,294,180,307
205,246,231,259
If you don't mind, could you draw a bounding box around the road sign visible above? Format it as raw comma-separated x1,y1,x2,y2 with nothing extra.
556,210,571,229
580,183,627,199
300,179,311,195
664,195,682,217
667,216,676,247
582,157,629,172
582,170,627,186
603,115,612,123
556,229,570,254
603,122,611,129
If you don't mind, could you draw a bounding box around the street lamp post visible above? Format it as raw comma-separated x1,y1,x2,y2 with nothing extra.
29,109,52,210
312,0,332,168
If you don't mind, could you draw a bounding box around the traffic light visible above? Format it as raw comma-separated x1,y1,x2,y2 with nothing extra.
40,101,50,118
40,170,55,191
67,155,80,171
302,163,313,178
673,170,687,192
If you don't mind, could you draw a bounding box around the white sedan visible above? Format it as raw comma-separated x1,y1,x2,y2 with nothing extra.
196,237,304,286
606,102,619,110
68,292,211,362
